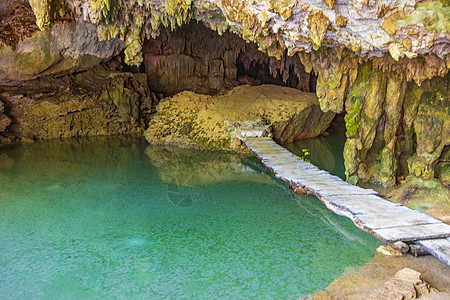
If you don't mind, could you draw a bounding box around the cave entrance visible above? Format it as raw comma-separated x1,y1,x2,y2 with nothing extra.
141,21,338,163
142,21,317,97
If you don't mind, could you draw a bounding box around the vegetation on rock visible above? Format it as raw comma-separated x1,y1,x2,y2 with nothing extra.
0,64,156,141
144,85,334,151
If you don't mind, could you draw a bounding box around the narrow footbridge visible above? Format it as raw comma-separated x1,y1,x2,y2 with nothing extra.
243,137,450,266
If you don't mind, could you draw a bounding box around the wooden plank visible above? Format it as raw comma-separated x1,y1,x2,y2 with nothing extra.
416,238,450,266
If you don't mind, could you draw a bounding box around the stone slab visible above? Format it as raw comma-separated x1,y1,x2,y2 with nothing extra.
324,195,402,215
416,238,450,266
354,206,442,229
244,137,450,265
372,223,450,243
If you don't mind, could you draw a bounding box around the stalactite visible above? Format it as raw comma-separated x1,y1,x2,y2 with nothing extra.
143,22,314,96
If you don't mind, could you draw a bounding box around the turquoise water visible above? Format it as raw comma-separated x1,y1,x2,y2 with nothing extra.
0,136,379,299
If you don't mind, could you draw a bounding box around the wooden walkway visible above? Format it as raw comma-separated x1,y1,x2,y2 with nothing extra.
243,137,450,266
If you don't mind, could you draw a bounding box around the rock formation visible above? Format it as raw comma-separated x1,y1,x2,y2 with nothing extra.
368,268,439,299
0,0,448,190
143,22,314,96
145,145,274,186
144,85,335,150
0,63,156,142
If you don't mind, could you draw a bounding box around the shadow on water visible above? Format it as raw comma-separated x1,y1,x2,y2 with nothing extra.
0,135,379,299
284,130,347,179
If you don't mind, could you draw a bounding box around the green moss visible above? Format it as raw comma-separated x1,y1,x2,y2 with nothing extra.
328,82,339,89
165,0,193,28
344,96,362,137
29,0,70,30
401,1,450,32
343,63,373,137
29,0,52,30
17,37,61,74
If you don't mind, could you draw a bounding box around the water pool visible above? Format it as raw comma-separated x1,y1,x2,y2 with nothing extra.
0,136,379,299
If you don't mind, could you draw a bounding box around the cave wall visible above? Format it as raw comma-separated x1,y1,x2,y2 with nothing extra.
0,0,27,13
0,63,156,143
342,64,449,187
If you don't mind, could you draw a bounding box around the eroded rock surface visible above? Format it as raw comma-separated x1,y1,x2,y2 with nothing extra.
144,85,335,151
306,253,450,300
386,178,450,224
0,64,156,141
0,2,124,86
143,22,314,96
368,268,439,300
21,0,448,65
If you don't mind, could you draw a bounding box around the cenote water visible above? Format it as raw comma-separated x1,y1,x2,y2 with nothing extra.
0,135,380,299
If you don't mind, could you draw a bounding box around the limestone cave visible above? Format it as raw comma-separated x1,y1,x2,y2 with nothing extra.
0,0,449,298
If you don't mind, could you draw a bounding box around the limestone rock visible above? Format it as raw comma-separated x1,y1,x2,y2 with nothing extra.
143,22,315,97
144,85,335,151
342,62,449,187
0,101,12,133
0,3,125,86
307,10,331,49
376,245,405,256
368,268,439,299
0,65,155,141
0,0,447,192
19,0,450,66
386,178,450,224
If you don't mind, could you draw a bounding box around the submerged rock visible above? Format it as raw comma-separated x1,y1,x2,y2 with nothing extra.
376,245,405,257
144,85,335,151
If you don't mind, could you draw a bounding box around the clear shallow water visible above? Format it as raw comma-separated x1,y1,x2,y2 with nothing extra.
0,136,379,299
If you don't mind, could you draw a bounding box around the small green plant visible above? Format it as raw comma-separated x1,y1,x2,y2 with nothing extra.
297,148,311,162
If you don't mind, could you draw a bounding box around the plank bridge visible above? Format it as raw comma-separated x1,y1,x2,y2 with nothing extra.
243,136,450,266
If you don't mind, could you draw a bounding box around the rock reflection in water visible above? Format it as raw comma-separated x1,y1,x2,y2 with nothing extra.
0,135,147,189
145,146,274,187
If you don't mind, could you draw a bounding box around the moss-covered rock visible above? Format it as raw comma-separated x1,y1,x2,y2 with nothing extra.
144,85,334,151
407,77,449,179
343,62,387,184
340,60,448,188
307,10,331,50
376,71,407,186
386,178,450,224
29,0,52,30
0,100,12,133
0,65,155,142
0,8,124,85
